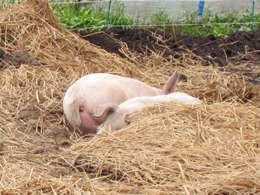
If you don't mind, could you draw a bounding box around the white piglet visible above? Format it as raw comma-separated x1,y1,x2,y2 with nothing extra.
95,92,202,135
63,72,179,134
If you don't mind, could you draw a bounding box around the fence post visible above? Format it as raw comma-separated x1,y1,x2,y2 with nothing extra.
197,0,205,17
106,0,112,30
251,0,256,31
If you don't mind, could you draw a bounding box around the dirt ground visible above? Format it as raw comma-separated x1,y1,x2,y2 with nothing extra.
1,28,259,84
0,49,39,69
77,29,260,84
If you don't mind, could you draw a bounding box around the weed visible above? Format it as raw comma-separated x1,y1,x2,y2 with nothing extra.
150,10,172,31
51,1,260,36
52,0,133,31
175,11,260,37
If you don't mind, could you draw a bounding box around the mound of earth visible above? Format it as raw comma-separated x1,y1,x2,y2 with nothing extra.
77,29,260,84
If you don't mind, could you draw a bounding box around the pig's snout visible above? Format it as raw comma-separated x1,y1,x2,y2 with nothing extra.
79,108,102,134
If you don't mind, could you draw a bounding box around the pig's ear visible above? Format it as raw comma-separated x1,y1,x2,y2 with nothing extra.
124,114,131,124
94,103,119,120
161,71,180,94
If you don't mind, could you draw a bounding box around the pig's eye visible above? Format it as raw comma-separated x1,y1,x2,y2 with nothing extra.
79,108,84,112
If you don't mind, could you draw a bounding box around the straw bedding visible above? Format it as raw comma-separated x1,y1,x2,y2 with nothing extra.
0,0,259,194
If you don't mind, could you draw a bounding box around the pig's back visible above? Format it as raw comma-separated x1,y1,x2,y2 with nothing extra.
78,73,160,98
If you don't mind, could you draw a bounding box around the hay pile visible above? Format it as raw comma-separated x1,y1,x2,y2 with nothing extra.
0,0,259,194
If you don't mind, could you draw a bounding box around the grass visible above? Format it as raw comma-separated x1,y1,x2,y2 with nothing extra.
52,1,133,31
51,1,260,36
175,11,260,37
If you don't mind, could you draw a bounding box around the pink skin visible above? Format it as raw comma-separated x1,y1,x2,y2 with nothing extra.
95,92,202,135
63,72,179,134
79,109,99,134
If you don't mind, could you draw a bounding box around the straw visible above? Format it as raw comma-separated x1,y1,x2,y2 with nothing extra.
0,0,259,194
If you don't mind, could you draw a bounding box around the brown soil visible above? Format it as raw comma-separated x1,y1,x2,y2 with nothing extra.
0,49,39,69
1,28,259,84
77,29,260,84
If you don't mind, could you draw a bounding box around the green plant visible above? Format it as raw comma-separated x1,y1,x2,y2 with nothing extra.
52,0,133,31
150,10,172,31
53,3,106,31
109,1,133,30
52,1,260,36
175,11,260,37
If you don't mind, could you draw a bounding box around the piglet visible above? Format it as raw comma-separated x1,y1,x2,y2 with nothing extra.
63,72,179,134
95,92,202,135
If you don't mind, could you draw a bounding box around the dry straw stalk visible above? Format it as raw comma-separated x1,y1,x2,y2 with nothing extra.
0,0,259,194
